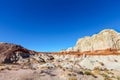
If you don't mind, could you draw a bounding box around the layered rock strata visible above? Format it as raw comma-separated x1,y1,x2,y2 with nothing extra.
0,42,36,63
65,29,120,52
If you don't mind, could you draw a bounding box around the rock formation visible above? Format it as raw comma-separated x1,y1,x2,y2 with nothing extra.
68,29,120,52
0,29,120,80
0,42,36,63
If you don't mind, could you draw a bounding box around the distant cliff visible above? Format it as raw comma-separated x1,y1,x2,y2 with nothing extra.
66,29,120,52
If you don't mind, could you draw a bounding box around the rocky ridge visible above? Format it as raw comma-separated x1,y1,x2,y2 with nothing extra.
66,29,120,52
0,42,36,63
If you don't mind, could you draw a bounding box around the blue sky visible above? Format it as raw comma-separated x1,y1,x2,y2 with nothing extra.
0,0,120,52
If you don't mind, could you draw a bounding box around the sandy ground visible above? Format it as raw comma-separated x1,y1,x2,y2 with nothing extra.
0,68,120,80
0,68,95,80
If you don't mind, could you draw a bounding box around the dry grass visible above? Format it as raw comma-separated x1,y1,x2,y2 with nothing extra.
68,77,77,80
117,76,120,80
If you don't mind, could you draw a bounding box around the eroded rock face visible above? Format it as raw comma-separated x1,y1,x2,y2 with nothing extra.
72,29,120,52
0,43,33,63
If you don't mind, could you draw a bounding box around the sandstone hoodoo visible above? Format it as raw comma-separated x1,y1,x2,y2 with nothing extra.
66,29,120,53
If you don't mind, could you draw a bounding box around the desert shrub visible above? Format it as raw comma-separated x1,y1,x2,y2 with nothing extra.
84,70,92,75
76,71,84,75
68,76,77,80
114,59,118,62
25,78,34,80
84,70,97,78
67,73,77,80
99,62,104,66
101,73,109,78
6,66,12,70
117,76,120,80
93,67,101,74
111,76,115,78
100,73,111,80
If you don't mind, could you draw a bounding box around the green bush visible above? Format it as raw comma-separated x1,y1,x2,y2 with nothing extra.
84,70,92,75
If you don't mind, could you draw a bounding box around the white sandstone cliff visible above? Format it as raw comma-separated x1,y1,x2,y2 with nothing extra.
71,29,120,52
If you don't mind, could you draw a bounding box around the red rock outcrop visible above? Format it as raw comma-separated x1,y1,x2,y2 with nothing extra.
0,42,37,63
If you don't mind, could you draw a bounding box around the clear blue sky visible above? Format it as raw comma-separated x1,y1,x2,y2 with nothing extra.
0,0,120,52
